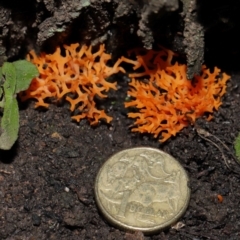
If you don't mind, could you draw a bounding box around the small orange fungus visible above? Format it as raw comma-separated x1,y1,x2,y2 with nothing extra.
122,47,230,142
20,44,125,125
217,194,223,203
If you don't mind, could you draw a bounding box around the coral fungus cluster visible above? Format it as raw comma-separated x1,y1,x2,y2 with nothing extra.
21,43,230,142
20,44,124,124
122,48,230,142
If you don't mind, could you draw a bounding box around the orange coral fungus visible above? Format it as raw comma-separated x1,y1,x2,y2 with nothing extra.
20,44,125,124
122,48,230,142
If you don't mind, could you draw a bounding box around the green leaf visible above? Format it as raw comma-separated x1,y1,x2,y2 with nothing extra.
0,97,19,150
234,133,240,161
2,62,17,95
13,60,39,94
0,67,2,81
0,60,39,150
0,62,18,149
0,67,4,108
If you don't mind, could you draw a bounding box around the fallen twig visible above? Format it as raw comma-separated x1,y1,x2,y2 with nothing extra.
0,169,11,174
195,124,240,175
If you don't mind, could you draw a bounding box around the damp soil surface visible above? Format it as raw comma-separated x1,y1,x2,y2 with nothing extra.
1,71,240,240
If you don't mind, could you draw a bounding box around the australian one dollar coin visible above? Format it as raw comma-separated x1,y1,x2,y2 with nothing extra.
94,147,190,234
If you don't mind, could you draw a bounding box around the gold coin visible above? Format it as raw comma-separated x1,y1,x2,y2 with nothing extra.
94,147,190,234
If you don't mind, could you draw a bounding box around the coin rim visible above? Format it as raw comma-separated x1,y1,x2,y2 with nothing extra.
94,147,190,234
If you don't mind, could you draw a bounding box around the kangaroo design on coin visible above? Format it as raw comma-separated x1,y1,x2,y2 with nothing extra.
94,147,190,233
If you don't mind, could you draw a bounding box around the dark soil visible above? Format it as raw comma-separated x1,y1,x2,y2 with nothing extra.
0,69,240,239
1,1,240,239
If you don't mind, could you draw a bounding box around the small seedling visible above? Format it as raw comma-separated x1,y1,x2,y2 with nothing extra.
0,60,39,150
234,132,240,161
